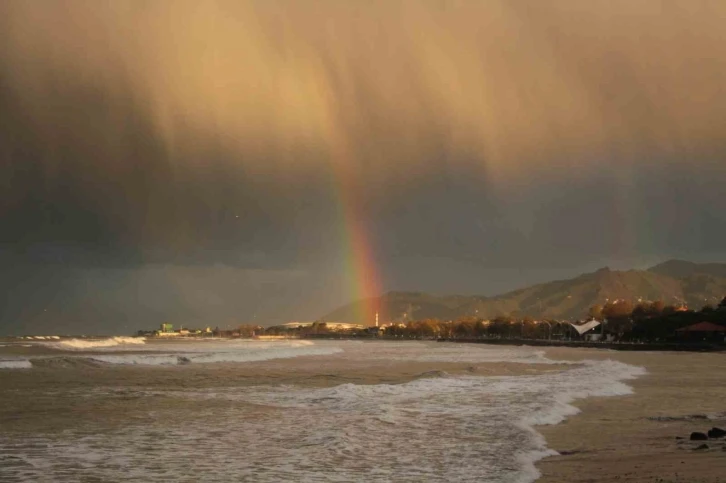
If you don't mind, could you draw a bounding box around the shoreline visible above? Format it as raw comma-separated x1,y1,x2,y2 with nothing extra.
437,337,726,352
306,335,726,353
534,347,726,482
5,334,725,354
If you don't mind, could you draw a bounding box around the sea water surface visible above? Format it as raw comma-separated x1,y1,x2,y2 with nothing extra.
0,338,645,482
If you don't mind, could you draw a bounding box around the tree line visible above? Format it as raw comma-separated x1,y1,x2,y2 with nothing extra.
232,297,726,342
594,297,726,341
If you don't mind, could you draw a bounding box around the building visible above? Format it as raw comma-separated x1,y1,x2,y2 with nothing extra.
676,322,726,342
271,321,366,332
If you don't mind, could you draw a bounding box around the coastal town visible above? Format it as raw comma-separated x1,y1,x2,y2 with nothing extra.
137,297,726,349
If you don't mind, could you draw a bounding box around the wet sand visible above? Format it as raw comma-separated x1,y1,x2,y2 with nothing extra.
537,348,726,483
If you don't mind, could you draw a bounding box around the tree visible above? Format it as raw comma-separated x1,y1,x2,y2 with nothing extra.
602,300,634,319
419,319,439,338
488,316,512,336
588,304,603,320
662,305,677,316
631,303,648,321
602,300,634,339
238,324,261,337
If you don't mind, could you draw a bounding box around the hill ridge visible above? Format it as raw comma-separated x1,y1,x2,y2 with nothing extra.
322,261,726,324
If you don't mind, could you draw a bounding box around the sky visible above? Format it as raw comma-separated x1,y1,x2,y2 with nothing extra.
1,1,726,334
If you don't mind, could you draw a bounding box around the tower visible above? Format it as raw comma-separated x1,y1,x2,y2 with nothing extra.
375,312,379,327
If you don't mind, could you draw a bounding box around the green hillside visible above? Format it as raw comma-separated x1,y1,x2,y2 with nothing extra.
321,260,726,324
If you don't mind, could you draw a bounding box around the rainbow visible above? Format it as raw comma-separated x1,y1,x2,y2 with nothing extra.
318,84,383,326
328,161,382,327
321,114,382,326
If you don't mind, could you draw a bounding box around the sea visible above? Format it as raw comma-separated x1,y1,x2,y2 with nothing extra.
0,337,645,482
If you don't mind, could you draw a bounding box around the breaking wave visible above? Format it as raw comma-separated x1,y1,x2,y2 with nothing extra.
232,356,644,482
0,341,647,482
0,340,343,368
54,336,146,350
0,359,32,369
28,357,107,369
88,344,342,366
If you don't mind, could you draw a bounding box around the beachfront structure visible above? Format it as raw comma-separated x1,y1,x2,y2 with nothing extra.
155,330,180,337
152,323,179,337
676,322,726,342
569,319,601,336
272,321,366,331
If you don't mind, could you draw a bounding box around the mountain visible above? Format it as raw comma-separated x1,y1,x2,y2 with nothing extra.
648,259,726,279
321,260,726,324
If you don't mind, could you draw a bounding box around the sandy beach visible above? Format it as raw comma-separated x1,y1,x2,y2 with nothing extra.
537,348,726,483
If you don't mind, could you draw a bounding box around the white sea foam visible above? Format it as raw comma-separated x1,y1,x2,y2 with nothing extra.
0,341,646,482
54,336,146,350
2,339,340,367
192,346,645,483
365,342,575,366
90,342,342,365
0,359,32,369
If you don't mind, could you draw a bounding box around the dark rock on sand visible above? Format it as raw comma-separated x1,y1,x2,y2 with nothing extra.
690,432,708,440
693,443,709,450
177,356,192,365
707,427,726,439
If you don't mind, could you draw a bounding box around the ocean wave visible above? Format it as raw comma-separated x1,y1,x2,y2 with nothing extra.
28,357,107,369
512,359,646,482
89,344,342,366
215,353,645,483
380,343,577,365
54,336,146,350
416,370,449,379
0,359,32,369
1,340,343,369
0,342,647,483
519,359,646,427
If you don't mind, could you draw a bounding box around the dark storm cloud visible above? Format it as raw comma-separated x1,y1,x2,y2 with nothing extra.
1,1,726,332
0,63,337,267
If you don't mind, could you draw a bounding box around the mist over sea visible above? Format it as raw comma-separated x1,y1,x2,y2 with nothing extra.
0,339,644,482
